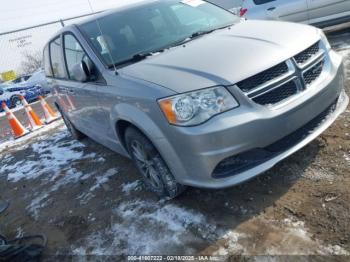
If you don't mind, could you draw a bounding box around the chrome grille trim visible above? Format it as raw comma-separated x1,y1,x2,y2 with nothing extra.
250,77,298,99
247,60,295,97
236,62,289,93
234,41,327,107
294,41,322,67
295,49,325,69
251,80,299,106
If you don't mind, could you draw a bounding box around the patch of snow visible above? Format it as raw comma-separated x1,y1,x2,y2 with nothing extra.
15,227,24,238
0,119,64,152
77,168,119,204
212,231,245,256
27,192,51,219
0,126,109,218
283,218,309,239
302,169,335,182
89,168,118,192
72,200,218,256
27,168,99,219
323,244,350,256
1,128,93,182
272,218,350,256
121,180,142,195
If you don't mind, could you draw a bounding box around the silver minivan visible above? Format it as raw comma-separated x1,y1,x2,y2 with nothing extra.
240,0,350,27
44,0,348,198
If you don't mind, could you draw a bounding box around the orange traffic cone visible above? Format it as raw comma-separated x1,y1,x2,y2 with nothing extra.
38,96,58,124
19,95,43,131
1,102,29,138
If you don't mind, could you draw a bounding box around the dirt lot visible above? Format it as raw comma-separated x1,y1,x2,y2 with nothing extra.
0,31,350,260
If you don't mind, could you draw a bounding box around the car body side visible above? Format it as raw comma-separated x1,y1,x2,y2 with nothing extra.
241,0,350,27
44,18,348,189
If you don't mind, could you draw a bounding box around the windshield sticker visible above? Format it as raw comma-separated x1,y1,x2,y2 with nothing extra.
181,0,205,7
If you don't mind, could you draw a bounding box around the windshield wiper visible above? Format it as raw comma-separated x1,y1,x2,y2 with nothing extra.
109,49,166,68
168,23,235,49
190,29,216,38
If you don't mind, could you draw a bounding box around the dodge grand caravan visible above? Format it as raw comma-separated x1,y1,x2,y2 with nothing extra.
44,0,348,198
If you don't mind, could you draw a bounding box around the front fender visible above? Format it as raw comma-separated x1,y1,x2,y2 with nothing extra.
110,103,188,183
111,103,165,142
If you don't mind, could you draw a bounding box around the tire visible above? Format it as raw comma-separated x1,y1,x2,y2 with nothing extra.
125,127,186,199
57,106,85,140
10,96,21,108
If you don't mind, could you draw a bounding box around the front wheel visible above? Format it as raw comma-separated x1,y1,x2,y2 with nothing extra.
125,127,186,199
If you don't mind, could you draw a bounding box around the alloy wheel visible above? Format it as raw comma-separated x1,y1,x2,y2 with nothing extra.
131,140,163,190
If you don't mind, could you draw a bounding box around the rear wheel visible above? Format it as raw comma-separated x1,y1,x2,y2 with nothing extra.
125,127,186,199
57,106,85,140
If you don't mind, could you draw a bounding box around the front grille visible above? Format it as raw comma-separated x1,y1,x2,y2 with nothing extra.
252,81,298,106
236,62,289,92
235,41,326,107
303,60,324,86
212,98,338,178
294,42,320,65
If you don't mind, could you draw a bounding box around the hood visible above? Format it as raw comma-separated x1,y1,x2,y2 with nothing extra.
120,20,320,93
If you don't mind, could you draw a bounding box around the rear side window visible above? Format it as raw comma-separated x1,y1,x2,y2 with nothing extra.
49,37,65,78
43,46,53,77
253,0,275,5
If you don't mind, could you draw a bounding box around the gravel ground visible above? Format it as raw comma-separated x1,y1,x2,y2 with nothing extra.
0,30,349,260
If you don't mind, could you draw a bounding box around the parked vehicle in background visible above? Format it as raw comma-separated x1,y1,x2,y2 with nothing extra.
0,69,50,93
7,70,50,94
240,0,350,27
0,85,42,110
207,0,242,14
25,70,51,94
0,69,49,110
44,0,348,198
11,75,31,84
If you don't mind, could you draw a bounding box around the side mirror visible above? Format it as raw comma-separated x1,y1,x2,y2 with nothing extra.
71,62,88,82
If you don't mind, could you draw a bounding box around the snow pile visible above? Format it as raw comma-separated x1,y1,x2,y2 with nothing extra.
0,119,64,152
0,126,122,218
121,180,142,195
73,200,218,256
0,128,95,182
213,231,245,256
77,168,119,204
89,168,118,192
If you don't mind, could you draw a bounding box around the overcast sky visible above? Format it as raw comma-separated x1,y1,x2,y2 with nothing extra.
0,0,143,33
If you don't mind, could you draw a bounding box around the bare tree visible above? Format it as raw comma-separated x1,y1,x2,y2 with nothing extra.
20,51,42,74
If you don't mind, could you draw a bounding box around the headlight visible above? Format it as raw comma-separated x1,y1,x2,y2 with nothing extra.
158,86,239,126
319,30,331,50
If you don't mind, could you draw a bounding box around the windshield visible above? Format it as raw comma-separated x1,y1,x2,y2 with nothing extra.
79,0,239,67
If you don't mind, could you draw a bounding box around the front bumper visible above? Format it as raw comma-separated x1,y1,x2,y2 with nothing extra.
156,50,348,188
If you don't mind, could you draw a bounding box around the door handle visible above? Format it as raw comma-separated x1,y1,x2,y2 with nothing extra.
267,7,276,11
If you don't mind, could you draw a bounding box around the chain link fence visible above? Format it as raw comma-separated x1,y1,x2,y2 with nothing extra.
0,12,102,81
